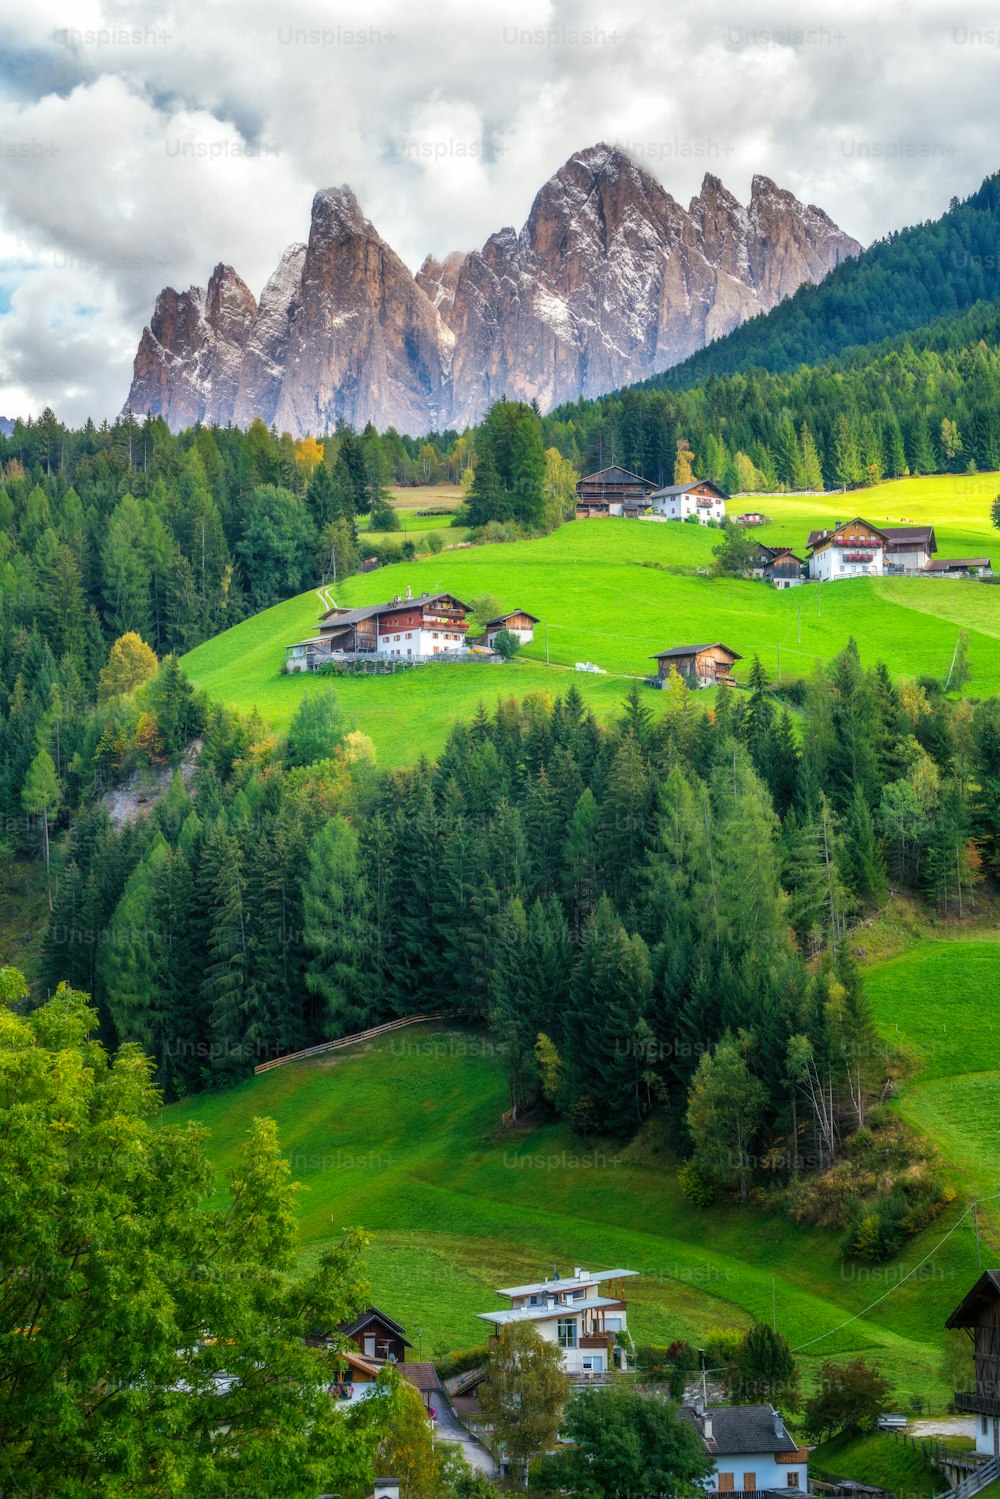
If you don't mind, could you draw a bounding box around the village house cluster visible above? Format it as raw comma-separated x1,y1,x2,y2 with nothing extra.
573,467,993,583
285,590,539,672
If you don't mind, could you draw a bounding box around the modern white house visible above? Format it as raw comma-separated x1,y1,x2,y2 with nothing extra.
806,518,887,581
647,478,728,524
477,1267,638,1379
681,1400,811,1495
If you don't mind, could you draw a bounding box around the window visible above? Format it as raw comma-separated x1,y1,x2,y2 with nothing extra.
786,1476,799,1489
581,1354,603,1372
605,1315,623,1331
717,1475,734,1493
364,1336,375,1356
743,1476,756,1493
557,1318,577,1349
984,1418,990,1436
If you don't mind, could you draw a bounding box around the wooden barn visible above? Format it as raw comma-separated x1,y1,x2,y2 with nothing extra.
575,466,657,518
650,643,742,686
751,543,805,588
946,1270,1000,1458
482,610,539,646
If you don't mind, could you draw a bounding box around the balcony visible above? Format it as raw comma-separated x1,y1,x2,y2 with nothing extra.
579,1334,611,1350
955,1390,1000,1417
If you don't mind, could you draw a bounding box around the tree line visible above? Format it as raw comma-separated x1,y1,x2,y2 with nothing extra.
30,636,1000,1258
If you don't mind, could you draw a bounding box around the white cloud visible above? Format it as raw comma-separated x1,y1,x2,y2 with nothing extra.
0,0,998,424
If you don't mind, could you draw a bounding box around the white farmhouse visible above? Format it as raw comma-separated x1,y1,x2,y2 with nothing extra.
806,518,886,581
477,1267,637,1378
682,1400,811,1495
647,479,728,525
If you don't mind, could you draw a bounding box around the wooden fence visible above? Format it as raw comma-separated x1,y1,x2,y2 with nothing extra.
253,1013,444,1074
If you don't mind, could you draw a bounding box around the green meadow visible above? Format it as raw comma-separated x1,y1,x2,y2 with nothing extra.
183,473,1000,764
866,937,1000,1202
160,927,1000,1408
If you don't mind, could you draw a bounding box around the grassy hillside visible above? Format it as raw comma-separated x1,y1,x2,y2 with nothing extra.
183,474,1000,763
811,1431,943,1496
161,925,1000,1408
867,937,1000,1201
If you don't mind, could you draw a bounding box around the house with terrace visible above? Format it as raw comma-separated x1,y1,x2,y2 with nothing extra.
681,1399,811,1496
807,518,887,581
286,591,471,671
477,1266,637,1379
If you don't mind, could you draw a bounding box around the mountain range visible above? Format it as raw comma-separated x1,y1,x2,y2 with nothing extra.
124,143,860,436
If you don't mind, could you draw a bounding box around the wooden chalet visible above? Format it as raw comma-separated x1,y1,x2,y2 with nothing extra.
737,511,772,526
482,610,539,646
650,643,742,686
575,465,657,518
946,1270,1000,1458
308,1305,413,1363
751,543,805,589
286,592,471,670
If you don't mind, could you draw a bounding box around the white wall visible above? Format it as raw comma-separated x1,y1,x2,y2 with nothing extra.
809,546,884,581
976,1414,1000,1457
709,1453,808,1492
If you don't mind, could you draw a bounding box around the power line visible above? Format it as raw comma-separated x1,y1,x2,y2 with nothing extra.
791,1188,1000,1354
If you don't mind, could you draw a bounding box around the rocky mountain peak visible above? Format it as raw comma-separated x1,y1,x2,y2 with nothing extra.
124,143,861,436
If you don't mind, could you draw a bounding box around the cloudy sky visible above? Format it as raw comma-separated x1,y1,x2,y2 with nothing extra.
1,0,998,425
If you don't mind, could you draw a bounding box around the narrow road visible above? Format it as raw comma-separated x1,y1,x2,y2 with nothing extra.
430,1392,496,1474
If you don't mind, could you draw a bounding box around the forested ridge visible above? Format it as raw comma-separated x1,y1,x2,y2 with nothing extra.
28,633,1000,1258
637,171,1000,388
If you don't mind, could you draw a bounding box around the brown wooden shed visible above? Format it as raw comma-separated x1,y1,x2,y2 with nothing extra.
650,643,742,685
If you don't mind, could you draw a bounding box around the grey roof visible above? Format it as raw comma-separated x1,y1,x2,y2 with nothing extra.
924,557,991,571
497,1269,638,1297
650,643,742,661
882,526,937,547
576,465,656,489
319,592,470,625
648,479,729,500
681,1403,800,1457
337,1306,412,1346
483,611,541,628
478,1296,623,1327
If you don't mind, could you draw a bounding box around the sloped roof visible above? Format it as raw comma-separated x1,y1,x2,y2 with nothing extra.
924,557,991,571
882,526,937,549
806,518,889,550
650,643,742,661
483,611,541,627
946,1270,1000,1328
319,593,470,625
648,479,729,500
576,465,656,488
337,1306,412,1346
397,1361,442,1393
681,1403,800,1457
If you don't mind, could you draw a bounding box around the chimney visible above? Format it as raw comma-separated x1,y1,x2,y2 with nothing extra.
694,1396,705,1417
574,1266,582,1279
773,1410,785,1439
703,1416,713,1441
371,1482,401,1499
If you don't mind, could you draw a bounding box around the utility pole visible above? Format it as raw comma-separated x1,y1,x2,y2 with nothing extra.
817,580,821,618
777,644,781,684
772,1277,777,1332
544,622,550,664
974,1201,982,1267
797,602,801,645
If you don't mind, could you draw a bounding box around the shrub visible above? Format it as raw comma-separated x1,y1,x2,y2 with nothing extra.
677,1159,716,1207
491,628,521,659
